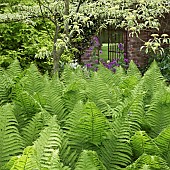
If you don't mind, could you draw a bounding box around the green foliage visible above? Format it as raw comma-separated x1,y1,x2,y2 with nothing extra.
144,48,170,83
0,104,23,167
0,59,170,170
75,150,106,170
0,21,53,72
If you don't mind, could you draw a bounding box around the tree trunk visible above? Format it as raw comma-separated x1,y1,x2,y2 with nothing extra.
53,0,70,74
53,24,59,74
64,0,69,37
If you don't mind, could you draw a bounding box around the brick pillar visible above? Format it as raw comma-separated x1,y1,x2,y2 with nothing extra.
127,31,150,67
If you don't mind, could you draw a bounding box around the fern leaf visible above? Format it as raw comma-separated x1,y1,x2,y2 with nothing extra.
0,104,23,167
21,111,50,147
9,146,39,170
0,74,13,105
75,150,106,170
145,86,170,137
66,101,108,147
19,64,45,95
127,60,141,80
154,125,170,166
60,137,79,169
13,90,41,131
33,115,63,169
124,154,170,170
97,64,115,86
131,131,160,159
142,60,165,105
6,59,22,80
98,118,132,169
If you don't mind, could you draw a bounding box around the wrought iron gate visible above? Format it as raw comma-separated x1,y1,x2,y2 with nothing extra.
107,27,128,61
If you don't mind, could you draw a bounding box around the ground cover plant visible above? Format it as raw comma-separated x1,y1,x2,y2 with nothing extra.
0,59,170,170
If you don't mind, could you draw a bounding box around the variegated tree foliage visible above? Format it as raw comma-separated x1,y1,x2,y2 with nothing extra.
0,59,170,170
0,0,170,72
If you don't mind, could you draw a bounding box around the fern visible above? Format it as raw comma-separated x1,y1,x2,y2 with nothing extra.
111,82,144,134
145,86,170,137
124,154,170,170
20,111,50,147
19,64,45,95
0,104,23,168
66,101,108,147
131,131,160,160
8,146,39,170
0,74,13,105
13,90,41,131
6,59,22,80
43,83,66,121
97,64,115,87
9,115,65,169
75,150,106,170
142,60,165,105
127,60,141,80
154,125,170,166
98,118,132,169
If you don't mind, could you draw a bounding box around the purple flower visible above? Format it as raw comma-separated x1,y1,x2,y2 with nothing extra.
106,64,112,69
85,53,91,57
85,63,92,68
124,58,129,63
118,43,124,51
89,46,94,51
95,60,99,64
99,50,102,54
110,60,117,65
94,67,98,72
112,68,116,73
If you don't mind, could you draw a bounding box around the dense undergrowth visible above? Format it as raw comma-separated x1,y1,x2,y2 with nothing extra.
0,59,170,170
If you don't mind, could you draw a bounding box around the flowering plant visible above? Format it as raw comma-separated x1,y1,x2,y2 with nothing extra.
84,42,129,72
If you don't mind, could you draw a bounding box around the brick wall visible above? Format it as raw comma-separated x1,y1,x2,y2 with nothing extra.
127,13,170,67
127,31,150,67
81,13,170,66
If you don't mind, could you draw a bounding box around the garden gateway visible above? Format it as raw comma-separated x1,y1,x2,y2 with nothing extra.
82,13,170,67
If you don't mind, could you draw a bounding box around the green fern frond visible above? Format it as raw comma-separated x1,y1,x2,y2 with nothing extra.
33,115,63,169
86,73,116,112
66,101,108,147
21,111,50,147
112,66,126,86
8,146,39,170
60,137,79,169
0,104,23,167
131,131,160,159
63,90,86,114
19,64,45,95
6,59,22,80
6,115,65,170
60,65,85,86
98,118,132,169
97,64,115,86
13,90,41,131
124,154,170,170
112,82,144,133
145,86,170,138
127,60,141,80
43,86,66,121
75,150,106,170
154,125,170,166
142,60,165,105
0,74,13,105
